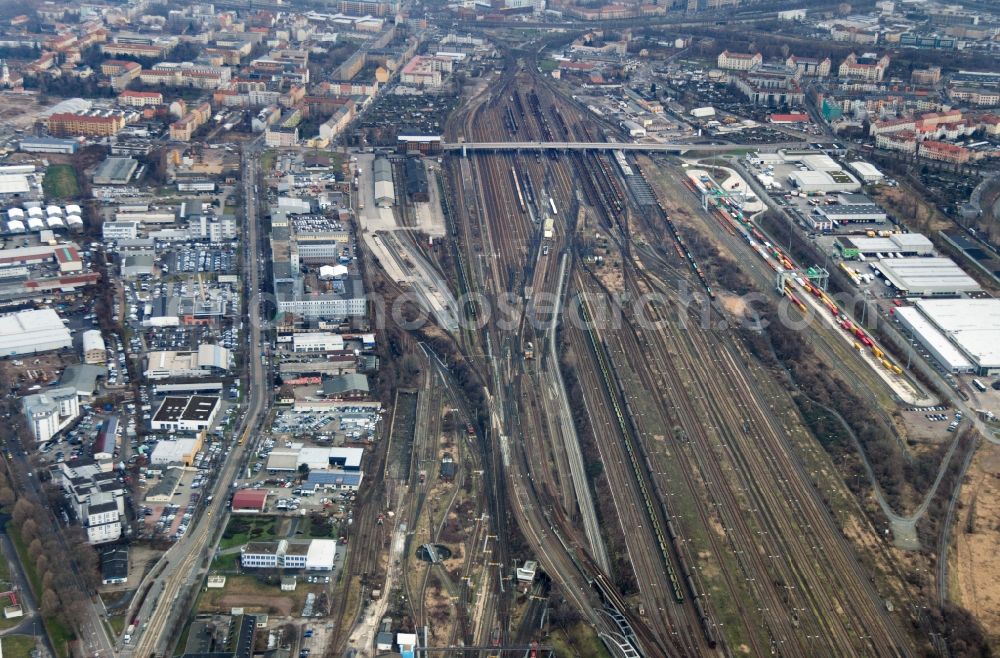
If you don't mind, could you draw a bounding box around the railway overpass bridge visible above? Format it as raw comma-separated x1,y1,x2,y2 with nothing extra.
443,140,808,154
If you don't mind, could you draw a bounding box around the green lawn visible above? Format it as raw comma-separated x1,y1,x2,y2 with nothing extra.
42,165,80,200
1,634,37,656
539,58,558,73
260,150,276,173
219,516,277,550
211,552,239,572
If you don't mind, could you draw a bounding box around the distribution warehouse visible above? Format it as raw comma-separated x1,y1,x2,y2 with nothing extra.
874,258,981,297
0,308,72,356
896,299,1000,374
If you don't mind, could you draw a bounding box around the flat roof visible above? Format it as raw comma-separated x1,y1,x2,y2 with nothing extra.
181,396,218,421
896,306,972,370
917,299,1000,368
876,257,980,294
306,538,337,567
0,308,72,354
152,397,188,422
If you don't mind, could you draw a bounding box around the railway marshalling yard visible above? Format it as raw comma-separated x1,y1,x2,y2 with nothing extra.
354,52,1000,658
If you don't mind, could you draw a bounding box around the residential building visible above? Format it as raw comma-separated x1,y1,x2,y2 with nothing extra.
785,55,831,77
717,50,762,71
838,52,891,82
400,55,453,87
47,112,125,137
911,66,942,85
118,90,163,107
22,386,79,442
919,140,971,164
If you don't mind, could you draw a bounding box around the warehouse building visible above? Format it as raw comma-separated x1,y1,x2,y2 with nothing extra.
0,308,72,356
373,157,394,207
292,332,344,352
847,161,884,183
231,489,268,513
874,257,980,297
150,395,221,432
788,169,861,193
836,233,934,259
813,203,887,225
404,158,428,202
144,345,231,379
93,157,139,186
82,329,106,364
19,137,78,155
149,436,203,466
899,299,1000,375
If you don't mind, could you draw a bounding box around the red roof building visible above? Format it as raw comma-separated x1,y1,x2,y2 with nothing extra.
769,113,810,123
231,489,268,513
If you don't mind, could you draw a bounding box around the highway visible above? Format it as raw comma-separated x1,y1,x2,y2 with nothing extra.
123,139,271,658
443,140,808,153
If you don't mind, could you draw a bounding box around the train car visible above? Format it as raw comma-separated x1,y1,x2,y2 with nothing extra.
549,198,558,216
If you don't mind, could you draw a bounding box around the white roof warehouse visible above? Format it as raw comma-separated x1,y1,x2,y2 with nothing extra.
0,309,72,356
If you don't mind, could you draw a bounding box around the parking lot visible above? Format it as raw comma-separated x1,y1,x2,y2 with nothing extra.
269,406,382,445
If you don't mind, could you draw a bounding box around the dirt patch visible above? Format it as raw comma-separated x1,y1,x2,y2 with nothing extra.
717,292,747,316
217,594,294,617
953,442,1000,643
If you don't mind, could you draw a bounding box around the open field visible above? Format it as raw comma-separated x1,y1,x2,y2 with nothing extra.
952,441,1000,642
42,164,80,200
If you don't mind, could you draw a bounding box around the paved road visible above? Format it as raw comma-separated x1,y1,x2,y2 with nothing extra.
123,137,271,658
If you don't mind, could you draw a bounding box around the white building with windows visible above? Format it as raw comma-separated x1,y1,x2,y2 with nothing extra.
292,332,345,352
22,386,80,442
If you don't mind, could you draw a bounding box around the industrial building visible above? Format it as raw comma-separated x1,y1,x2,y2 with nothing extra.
0,308,73,356
266,445,364,473
836,233,934,259
144,345,232,380
897,299,1000,375
150,395,221,432
812,204,887,226
82,329,106,364
292,332,345,352
149,436,203,466
788,169,861,193
373,157,394,207
847,161,884,183
404,158,428,202
874,257,980,297
231,489,268,513
93,157,139,186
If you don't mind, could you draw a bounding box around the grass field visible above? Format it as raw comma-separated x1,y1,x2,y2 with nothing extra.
1,634,37,656
42,165,80,199
219,516,277,551
260,150,276,173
